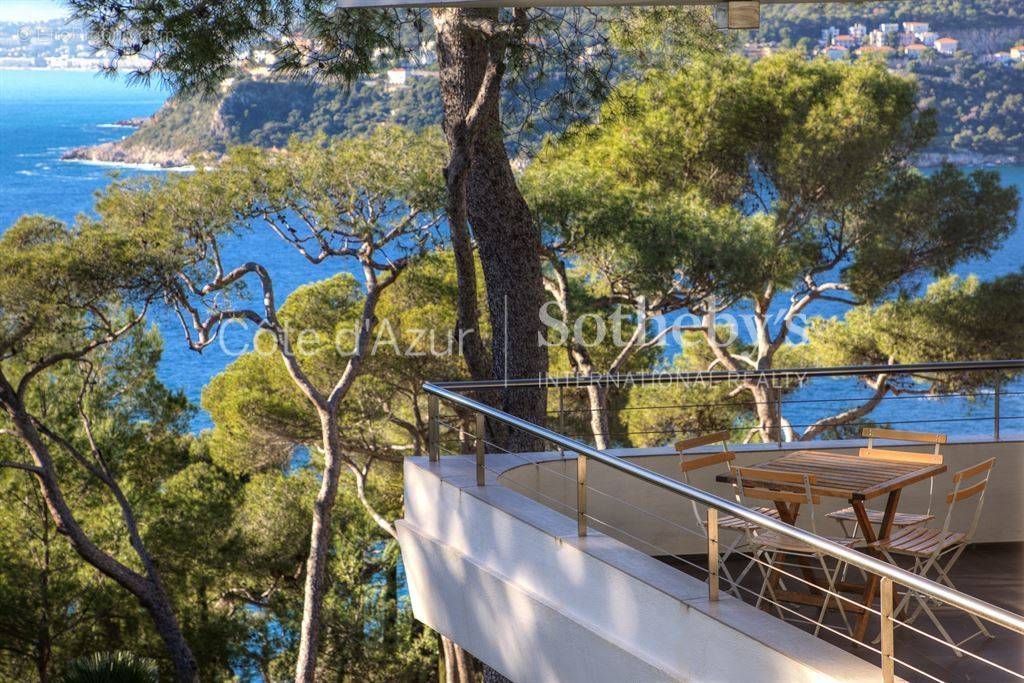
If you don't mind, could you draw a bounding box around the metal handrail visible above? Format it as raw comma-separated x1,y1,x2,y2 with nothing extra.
432,359,1024,390
422,380,1024,637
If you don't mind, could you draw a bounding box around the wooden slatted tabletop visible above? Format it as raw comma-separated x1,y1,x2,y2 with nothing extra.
716,450,946,500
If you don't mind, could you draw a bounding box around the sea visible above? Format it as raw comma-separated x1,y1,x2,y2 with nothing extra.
1,68,1021,438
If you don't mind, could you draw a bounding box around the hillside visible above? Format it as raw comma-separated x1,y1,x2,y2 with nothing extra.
752,0,1024,164
64,1,1022,168
64,75,443,167
911,53,1023,163
759,0,1023,41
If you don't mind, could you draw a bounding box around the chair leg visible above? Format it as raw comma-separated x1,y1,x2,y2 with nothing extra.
731,549,760,596
754,549,770,611
914,591,962,657
931,546,994,640
815,555,852,637
725,529,763,598
887,545,993,653
836,518,853,539
887,551,917,620
900,554,939,628
756,551,786,620
718,532,747,598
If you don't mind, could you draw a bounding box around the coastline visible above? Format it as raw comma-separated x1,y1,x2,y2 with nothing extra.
62,140,1020,171
60,157,194,172
915,151,1022,168
0,65,114,72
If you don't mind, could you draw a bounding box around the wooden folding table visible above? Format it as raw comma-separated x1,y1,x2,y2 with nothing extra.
717,450,947,640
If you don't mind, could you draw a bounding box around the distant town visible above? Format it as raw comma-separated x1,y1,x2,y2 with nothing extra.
0,18,146,70
743,19,1024,65
4,16,1023,77
0,16,437,85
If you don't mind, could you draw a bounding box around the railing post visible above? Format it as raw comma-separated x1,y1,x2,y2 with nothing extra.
475,413,486,486
776,390,784,448
707,507,719,601
880,577,894,683
994,377,1001,442
427,394,439,462
577,454,587,536
557,385,565,458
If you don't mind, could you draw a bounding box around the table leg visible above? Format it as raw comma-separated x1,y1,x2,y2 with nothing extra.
851,490,902,641
770,501,822,590
774,501,799,525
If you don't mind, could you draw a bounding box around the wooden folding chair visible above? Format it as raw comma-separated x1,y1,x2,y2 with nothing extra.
734,467,858,637
869,457,997,653
828,428,946,539
676,431,780,597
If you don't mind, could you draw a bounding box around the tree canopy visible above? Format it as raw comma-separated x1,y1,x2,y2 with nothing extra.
525,51,1021,444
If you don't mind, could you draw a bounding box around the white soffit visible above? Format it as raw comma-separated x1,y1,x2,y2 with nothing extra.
335,0,839,8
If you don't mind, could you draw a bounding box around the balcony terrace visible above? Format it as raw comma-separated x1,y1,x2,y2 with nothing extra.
398,361,1024,683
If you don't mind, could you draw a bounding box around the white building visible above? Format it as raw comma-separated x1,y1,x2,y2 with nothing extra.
251,48,277,66
386,68,408,86
934,37,959,55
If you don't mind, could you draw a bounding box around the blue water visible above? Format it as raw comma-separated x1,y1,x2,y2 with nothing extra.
0,69,1021,437
0,69,352,430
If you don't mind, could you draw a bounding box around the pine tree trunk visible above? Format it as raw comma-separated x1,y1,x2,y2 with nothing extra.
295,410,345,682
2,392,199,683
585,385,611,450
37,511,52,683
432,11,547,681
750,384,782,444
433,8,548,451
441,635,456,682
142,595,199,683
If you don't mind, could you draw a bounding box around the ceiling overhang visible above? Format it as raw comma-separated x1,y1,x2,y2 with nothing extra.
334,0,850,30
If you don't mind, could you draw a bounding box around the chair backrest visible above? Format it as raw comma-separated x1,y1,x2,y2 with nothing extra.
860,428,946,460
676,431,735,474
942,457,996,537
860,428,946,517
734,467,820,534
676,431,734,529
858,428,946,516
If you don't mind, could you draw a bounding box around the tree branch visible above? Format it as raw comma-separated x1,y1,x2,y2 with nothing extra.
799,371,892,441
0,460,43,474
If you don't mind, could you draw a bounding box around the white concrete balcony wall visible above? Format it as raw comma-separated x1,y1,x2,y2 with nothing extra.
399,455,895,683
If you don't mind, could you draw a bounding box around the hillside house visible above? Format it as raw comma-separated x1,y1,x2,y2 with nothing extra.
826,44,850,60
905,43,929,58
935,37,959,55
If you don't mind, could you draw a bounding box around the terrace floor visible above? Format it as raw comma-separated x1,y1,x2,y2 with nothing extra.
662,542,1024,682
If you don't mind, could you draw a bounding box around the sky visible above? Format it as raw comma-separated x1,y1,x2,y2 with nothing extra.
0,1,68,22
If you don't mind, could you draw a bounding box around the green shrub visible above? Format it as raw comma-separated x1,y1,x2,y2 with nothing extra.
60,652,159,683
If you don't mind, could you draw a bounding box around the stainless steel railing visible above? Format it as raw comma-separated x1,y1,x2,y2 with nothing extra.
431,359,1024,390
422,378,1024,681
433,359,1024,445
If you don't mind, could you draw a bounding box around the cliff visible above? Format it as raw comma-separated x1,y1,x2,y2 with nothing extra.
64,75,444,168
